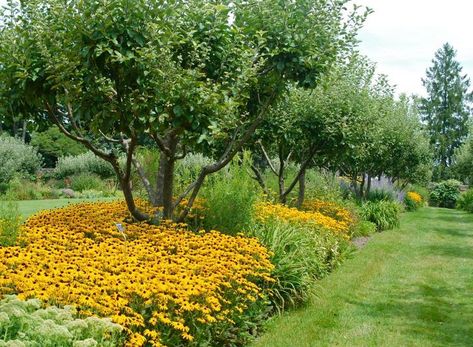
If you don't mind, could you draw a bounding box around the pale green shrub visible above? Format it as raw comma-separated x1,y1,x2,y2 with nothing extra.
0,296,124,346
55,153,115,179
0,135,42,185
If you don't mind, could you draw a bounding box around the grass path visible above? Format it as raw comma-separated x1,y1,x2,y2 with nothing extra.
16,198,117,217
253,208,473,347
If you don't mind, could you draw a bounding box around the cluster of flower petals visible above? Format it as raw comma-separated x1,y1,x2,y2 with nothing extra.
0,201,274,346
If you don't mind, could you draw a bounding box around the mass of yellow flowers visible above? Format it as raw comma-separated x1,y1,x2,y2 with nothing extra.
0,201,274,346
406,191,422,204
255,200,354,238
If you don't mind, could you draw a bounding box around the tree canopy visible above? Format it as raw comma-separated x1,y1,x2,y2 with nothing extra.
0,0,367,221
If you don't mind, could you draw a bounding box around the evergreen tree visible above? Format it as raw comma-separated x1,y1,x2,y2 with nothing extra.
420,43,472,180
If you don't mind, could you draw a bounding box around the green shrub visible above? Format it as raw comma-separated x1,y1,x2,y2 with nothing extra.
0,295,124,346
352,220,377,237
304,170,343,202
0,200,21,246
457,188,473,213
429,179,461,208
4,177,58,200
365,188,396,202
30,126,86,167
55,152,115,179
202,154,259,235
360,200,402,231
0,135,42,185
250,219,349,312
70,173,107,192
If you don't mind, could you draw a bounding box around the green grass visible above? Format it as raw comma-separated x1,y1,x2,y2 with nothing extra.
17,198,117,218
253,207,473,347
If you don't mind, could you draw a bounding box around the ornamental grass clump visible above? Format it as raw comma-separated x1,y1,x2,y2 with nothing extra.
251,219,349,312
0,201,274,346
360,200,402,231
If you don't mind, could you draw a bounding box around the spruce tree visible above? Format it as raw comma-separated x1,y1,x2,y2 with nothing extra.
420,43,472,180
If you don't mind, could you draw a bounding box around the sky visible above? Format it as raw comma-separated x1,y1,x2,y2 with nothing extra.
356,0,473,96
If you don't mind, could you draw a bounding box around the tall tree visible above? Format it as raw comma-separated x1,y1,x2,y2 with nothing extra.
420,43,472,180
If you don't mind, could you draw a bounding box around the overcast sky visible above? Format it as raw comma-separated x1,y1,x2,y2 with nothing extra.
356,0,473,96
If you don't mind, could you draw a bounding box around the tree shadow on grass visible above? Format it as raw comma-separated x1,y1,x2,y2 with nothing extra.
426,244,473,259
348,283,473,346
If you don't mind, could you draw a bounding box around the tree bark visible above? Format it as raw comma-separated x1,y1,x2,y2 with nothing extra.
158,136,178,219
120,177,149,221
251,164,270,196
22,120,27,143
360,173,366,199
366,174,372,197
297,168,306,208
278,144,286,204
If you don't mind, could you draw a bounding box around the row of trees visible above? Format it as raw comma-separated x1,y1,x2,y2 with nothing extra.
0,0,431,222
250,56,431,205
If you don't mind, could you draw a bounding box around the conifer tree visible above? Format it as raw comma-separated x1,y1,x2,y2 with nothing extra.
420,43,472,180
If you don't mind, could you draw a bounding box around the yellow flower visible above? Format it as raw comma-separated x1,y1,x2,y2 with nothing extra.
0,201,274,346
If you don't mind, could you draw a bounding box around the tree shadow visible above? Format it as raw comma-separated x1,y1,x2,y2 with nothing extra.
426,244,473,259
347,283,473,346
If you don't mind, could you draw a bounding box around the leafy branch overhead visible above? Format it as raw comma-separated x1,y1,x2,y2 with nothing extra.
0,0,368,221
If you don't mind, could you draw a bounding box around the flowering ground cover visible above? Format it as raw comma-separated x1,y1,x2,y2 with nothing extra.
255,201,354,238
0,201,274,346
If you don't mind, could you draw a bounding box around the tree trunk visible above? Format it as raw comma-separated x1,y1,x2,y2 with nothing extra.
297,168,306,208
366,174,372,197
360,173,366,199
158,136,178,220
22,120,27,143
120,177,149,221
155,151,166,206
251,164,270,196
277,144,286,204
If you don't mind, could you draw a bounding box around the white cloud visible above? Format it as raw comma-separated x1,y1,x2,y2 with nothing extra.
356,0,473,96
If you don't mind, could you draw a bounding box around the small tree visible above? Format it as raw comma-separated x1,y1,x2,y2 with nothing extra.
420,43,473,180
0,0,367,221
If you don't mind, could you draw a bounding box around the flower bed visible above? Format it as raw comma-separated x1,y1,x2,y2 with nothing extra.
255,201,353,238
0,201,274,346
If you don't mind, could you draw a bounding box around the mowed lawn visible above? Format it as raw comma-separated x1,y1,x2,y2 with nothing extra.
17,198,118,218
253,208,473,347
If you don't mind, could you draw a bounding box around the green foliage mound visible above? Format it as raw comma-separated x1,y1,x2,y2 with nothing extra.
360,200,402,231
0,295,125,346
365,189,396,202
30,126,86,168
457,188,473,213
0,136,42,185
202,154,259,235
429,179,461,208
3,177,59,201
55,153,115,180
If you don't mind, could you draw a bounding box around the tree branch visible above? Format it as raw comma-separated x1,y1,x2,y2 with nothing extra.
281,146,318,199
258,141,277,175
176,92,277,221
